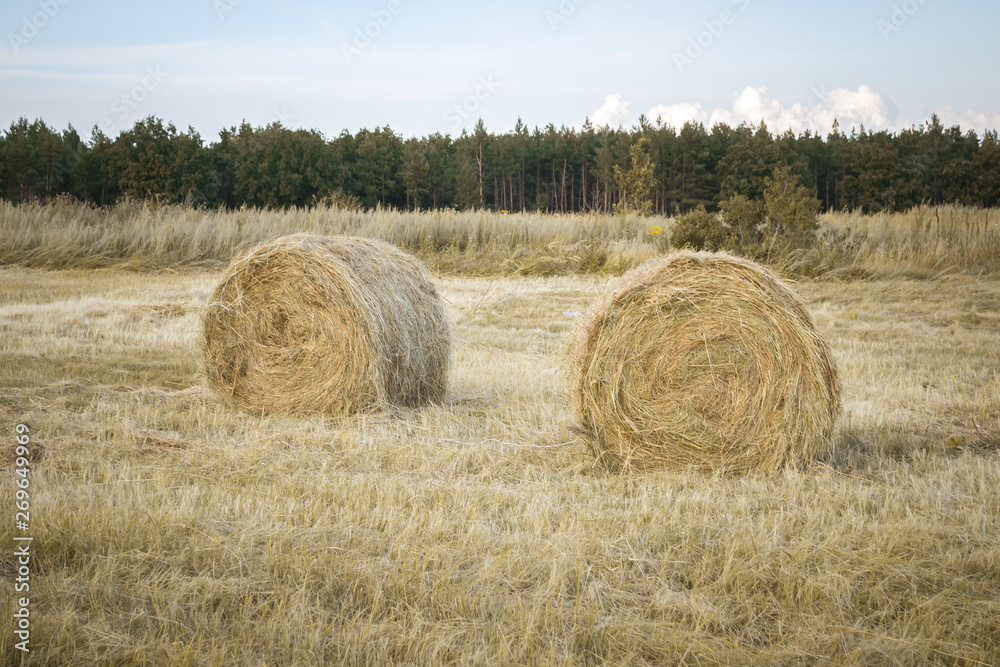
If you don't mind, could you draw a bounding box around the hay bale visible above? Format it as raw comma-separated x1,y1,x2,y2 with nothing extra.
569,251,839,474
203,234,450,415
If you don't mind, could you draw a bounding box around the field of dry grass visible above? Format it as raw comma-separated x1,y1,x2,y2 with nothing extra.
1,260,998,665
1,198,997,278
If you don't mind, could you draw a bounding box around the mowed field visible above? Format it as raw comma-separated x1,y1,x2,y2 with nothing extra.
1,264,999,665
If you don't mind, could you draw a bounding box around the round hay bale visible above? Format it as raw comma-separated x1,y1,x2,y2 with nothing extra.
569,251,839,474
203,234,450,415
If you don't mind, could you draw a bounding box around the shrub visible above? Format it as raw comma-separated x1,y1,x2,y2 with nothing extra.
670,165,821,259
670,205,734,251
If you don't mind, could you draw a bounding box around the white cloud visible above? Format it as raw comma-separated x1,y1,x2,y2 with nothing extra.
645,85,896,135
932,107,1000,136
645,98,716,130
636,86,1000,137
588,94,631,128
821,86,892,129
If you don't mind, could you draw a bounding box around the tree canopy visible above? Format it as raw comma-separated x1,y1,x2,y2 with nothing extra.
1,114,997,213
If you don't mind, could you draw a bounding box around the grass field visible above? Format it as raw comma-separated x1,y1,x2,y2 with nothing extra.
1,199,998,277
1,259,999,665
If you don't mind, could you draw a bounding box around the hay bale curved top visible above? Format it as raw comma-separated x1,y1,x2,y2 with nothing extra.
203,234,450,415
569,251,839,474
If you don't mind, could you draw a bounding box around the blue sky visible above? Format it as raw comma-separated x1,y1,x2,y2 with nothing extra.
1,0,998,142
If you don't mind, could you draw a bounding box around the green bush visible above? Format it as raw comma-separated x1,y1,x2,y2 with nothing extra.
669,165,820,259
670,205,734,252
613,136,655,217
762,165,821,254
719,194,767,251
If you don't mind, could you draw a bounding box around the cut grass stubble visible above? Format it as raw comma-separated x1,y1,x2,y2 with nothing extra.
0,265,998,664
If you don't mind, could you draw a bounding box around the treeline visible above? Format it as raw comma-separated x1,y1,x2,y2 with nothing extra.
2,114,999,214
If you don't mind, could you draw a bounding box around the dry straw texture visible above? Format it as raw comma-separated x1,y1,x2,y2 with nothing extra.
570,251,840,474
203,234,450,415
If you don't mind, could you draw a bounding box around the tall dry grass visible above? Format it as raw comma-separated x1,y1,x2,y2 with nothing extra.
0,197,997,277
0,198,664,275
814,204,1000,278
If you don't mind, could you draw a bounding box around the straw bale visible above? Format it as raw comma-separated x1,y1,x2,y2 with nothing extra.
203,234,450,415
569,251,839,473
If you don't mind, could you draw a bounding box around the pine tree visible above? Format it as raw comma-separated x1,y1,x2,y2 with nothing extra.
975,130,1000,207
762,164,821,253
402,138,429,209
612,135,655,216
